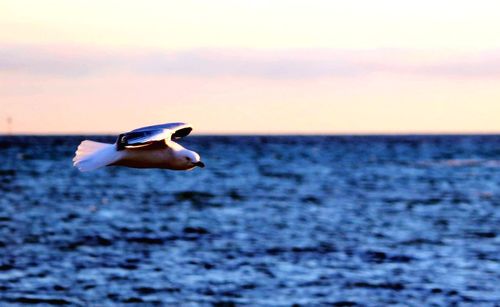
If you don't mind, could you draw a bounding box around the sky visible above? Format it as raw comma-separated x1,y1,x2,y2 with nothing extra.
1,0,500,134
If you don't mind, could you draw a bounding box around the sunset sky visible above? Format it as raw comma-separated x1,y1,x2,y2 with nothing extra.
1,1,500,134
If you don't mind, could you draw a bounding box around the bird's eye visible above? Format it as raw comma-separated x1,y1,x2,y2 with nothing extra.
185,157,191,161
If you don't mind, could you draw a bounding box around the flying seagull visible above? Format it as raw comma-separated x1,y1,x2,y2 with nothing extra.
73,122,205,172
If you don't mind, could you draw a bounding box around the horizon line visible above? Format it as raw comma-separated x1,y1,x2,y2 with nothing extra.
2,131,499,137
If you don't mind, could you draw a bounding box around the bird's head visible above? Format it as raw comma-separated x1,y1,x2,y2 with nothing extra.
180,148,205,169
168,141,205,170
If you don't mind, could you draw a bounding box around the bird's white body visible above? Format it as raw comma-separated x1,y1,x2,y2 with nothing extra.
73,122,204,172
112,141,199,170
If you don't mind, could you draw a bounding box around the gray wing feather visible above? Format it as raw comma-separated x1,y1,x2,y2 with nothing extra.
131,122,189,133
116,122,193,150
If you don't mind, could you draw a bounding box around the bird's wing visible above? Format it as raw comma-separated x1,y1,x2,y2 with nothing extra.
116,122,193,150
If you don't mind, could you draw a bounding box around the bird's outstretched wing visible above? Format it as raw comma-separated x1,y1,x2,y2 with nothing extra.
116,122,193,150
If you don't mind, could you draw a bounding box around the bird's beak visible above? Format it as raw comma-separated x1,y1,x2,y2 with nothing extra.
194,161,205,168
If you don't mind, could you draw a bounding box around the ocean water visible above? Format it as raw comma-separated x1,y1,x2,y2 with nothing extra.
0,135,499,306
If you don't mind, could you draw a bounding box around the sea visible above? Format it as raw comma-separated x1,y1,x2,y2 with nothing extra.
0,135,499,306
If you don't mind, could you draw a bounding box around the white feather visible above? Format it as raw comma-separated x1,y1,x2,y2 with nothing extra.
73,140,122,172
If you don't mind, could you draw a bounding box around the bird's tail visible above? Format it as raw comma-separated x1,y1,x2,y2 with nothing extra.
73,140,121,172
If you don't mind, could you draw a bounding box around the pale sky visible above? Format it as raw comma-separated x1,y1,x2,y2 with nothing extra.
1,0,500,134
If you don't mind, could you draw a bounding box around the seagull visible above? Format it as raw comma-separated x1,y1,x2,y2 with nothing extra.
73,122,205,172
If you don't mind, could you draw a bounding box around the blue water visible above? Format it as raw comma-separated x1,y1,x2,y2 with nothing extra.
0,135,499,306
